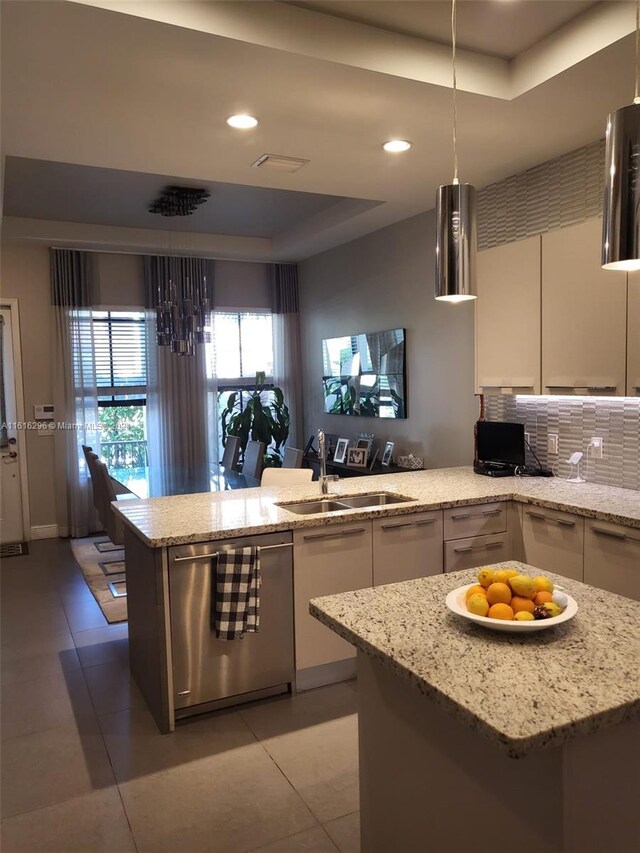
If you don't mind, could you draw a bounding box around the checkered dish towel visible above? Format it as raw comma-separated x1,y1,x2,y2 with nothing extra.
214,547,261,640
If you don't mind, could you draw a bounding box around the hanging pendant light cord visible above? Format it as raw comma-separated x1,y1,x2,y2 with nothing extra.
635,0,640,104
451,0,459,183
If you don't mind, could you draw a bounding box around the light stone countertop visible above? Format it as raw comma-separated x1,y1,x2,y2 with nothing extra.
113,466,640,547
309,562,640,758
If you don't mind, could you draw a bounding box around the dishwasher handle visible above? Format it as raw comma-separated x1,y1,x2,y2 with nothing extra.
172,542,293,563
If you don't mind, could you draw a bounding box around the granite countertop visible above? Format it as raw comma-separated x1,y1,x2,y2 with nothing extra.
309,562,640,759
113,466,640,547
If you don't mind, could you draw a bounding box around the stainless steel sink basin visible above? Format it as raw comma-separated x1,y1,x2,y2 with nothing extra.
278,492,414,515
337,492,414,508
279,499,351,515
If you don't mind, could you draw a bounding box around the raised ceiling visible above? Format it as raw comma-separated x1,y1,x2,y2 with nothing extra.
0,0,636,261
287,1,598,60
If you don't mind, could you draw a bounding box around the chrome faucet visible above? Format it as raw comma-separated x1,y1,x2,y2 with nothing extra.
318,429,338,496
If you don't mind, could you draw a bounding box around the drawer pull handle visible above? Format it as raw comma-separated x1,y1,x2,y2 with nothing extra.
173,542,292,562
482,509,502,516
415,519,436,526
451,513,471,520
451,509,502,521
453,541,504,554
303,527,366,542
381,522,413,531
592,526,640,544
526,511,575,528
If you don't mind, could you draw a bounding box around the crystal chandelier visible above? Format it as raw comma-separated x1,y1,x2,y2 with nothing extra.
149,186,212,356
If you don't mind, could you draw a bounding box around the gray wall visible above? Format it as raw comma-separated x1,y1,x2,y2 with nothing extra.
298,209,478,468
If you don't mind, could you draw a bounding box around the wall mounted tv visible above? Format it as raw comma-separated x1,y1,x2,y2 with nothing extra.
322,328,406,419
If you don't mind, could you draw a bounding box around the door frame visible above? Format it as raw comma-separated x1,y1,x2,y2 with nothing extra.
0,298,31,540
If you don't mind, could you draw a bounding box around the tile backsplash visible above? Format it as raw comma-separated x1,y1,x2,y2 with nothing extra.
484,396,640,491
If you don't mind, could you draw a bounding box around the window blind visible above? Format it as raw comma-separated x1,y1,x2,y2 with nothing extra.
93,311,146,398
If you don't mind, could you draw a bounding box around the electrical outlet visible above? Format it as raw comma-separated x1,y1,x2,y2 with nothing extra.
548,433,559,455
590,437,604,459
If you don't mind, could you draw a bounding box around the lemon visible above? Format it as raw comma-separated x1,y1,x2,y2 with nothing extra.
543,602,562,618
493,569,513,585
509,574,537,599
533,576,554,594
514,611,535,621
467,594,490,617
477,568,495,588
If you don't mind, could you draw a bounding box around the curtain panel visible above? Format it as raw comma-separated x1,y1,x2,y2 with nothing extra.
50,248,101,537
269,264,303,451
142,256,216,497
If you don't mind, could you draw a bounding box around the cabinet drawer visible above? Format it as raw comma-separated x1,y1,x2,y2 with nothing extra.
443,502,506,541
585,520,640,601
522,506,584,581
444,532,509,573
373,511,443,585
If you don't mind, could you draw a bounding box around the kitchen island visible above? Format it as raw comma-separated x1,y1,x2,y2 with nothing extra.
310,564,640,853
113,467,640,733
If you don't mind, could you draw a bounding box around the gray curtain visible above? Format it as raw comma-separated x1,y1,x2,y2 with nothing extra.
143,256,215,496
269,264,303,450
50,249,100,537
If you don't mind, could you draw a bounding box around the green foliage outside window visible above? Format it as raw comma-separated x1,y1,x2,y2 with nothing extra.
98,406,145,443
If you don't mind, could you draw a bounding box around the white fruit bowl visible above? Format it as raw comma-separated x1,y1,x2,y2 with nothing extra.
446,583,578,633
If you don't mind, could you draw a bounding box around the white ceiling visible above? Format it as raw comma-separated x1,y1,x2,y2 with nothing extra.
0,0,636,261
287,1,598,60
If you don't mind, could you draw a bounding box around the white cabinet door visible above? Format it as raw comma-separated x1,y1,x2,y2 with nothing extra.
372,511,443,585
584,520,640,601
542,218,627,395
475,236,541,394
293,522,372,671
628,273,640,397
522,506,584,581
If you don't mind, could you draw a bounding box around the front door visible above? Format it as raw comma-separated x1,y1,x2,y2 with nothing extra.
0,307,25,543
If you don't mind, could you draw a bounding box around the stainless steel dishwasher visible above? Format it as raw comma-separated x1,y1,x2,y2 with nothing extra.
168,531,294,718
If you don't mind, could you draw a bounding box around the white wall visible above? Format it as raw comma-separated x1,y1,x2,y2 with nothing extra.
298,209,478,468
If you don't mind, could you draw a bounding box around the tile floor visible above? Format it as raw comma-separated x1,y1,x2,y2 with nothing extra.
0,539,361,852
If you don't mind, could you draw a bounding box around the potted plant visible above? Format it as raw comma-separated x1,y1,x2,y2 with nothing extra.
220,371,290,469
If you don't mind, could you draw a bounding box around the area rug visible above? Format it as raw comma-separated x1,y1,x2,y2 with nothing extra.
70,536,127,624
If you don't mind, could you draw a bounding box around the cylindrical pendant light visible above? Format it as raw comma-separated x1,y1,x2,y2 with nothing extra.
435,182,477,301
602,0,640,271
435,0,477,301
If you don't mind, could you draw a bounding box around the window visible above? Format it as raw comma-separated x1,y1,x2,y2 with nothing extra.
93,311,148,495
207,311,274,459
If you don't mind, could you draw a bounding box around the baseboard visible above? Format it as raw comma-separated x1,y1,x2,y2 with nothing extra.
30,524,60,540
295,658,357,692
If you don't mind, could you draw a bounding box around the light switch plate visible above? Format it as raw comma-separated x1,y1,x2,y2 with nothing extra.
548,433,559,455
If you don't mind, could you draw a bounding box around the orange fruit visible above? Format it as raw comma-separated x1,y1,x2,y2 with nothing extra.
465,584,488,601
486,582,512,606
534,591,553,606
511,596,535,615
488,603,515,620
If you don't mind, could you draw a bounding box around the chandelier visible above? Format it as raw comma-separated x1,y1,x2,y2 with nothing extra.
149,186,212,356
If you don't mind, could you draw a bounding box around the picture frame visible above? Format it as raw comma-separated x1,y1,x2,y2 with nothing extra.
355,439,370,450
347,446,368,468
381,441,394,467
354,432,375,454
333,438,349,464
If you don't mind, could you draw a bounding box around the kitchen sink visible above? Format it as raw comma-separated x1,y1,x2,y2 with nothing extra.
337,492,414,508
278,492,415,515
279,499,351,515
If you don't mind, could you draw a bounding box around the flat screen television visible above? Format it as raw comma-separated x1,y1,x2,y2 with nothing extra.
476,421,525,468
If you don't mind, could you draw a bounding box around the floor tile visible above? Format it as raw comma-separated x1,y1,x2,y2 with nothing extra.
1,721,115,819
0,627,76,666
1,603,69,642
324,812,360,853
0,787,136,853
0,646,82,687
249,826,338,852
63,596,108,632
240,685,360,823
1,668,96,740
83,659,145,716
100,705,257,782
119,742,318,853
72,623,129,668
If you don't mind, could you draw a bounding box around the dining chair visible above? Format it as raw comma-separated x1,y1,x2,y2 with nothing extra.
221,435,240,471
282,447,303,468
92,458,125,546
242,440,266,480
261,467,313,487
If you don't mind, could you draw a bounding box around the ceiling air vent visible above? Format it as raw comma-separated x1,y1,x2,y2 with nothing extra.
251,154,309,173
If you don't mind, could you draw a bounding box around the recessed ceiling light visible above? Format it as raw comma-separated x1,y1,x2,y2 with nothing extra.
227,114,258,129
383,139,412,153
